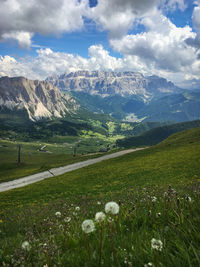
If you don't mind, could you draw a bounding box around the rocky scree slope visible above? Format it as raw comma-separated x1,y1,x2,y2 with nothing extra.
0,76,79,120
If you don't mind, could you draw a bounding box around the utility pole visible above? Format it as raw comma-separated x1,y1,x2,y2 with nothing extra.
17,144,22,164
73,146,77,157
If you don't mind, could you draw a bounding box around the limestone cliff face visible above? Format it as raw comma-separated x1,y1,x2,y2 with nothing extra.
0,76,79,120
47,71,179,100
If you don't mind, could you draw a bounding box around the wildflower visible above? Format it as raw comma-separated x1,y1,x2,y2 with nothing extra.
75,206,80,211
151,238,163,251
82,219,95,234
144,263,154,267
97,201,101,205
163,192,168,197
151,196,157,203
59,224,64,230
22,241,31,251
105,201,119,215
64,217,71,223
186,196,192,202
95,212,106,223
156,212,161,218
55,211,61,218
0,219,3,223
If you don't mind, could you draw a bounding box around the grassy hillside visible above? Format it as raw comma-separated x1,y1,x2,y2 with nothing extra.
137,91,200,122
0,137,119,183
0,127,200,266
117,120,200,148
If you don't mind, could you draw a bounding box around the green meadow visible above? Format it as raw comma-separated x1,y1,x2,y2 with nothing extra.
0,135,118,183
0,127,200,266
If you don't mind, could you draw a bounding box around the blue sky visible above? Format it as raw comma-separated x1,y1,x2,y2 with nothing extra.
0,0,200,89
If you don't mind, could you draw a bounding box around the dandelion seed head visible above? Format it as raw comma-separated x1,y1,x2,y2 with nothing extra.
75,206,80,211
105,201,119,215
82,219,95,234
55,211,61,218
64,217,71,223
22,241,31,251
95,212,106,223
151,238,163,251
156,212,161,218
186,196,192,202
144,263,154,267
151,196,157,203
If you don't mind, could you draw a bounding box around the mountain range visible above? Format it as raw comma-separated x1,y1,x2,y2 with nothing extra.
47,71,200,122
0,71,200,124
47,70,180,100
0,76,79,120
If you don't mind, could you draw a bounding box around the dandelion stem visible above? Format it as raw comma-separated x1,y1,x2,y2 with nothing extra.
98,224,103,267
110,219,117,266
86,235,91,262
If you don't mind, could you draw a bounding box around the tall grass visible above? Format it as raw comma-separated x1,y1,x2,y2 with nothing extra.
0,127,200,266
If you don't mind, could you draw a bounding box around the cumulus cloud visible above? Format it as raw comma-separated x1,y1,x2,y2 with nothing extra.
89,0,188,38
108,11,200,88
185,1,200,50
0,0,190,47
110,14,196,70
0,0,88,48
0,45,123,80
89,0,160,38
1,40,200,89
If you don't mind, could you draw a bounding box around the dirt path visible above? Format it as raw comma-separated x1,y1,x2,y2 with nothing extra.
0,148,145,192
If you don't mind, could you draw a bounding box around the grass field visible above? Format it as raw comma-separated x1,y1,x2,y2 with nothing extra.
0,136,119,183
0,127,200,266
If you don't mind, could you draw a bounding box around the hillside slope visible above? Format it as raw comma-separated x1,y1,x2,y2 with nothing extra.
116,120,200,148
1,127,200,266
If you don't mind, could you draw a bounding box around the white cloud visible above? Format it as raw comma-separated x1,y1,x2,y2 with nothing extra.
192,4,200,31
108,12,200,87
2,31,33,49
0,45,123,80
90,0,160,38
1,40,200,89
0,0,88,48
162,0,187,11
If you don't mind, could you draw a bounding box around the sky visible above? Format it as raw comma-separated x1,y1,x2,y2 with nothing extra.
0,0,200,89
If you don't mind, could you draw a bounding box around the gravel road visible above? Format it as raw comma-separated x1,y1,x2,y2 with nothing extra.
0,148,145,192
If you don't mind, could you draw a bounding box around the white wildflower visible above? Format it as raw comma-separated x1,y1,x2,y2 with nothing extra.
144,263,154,267
186,196,192,202
59,224,64,230
95,212,106,223
163,192,168,197
22,241,31,251
105,201,119,215
64,217,71,223
151,238,163,251
97,201,101,205
156,212,161,218
82,219,95,234
75,206,80,211
55,211,61,218
151,196,157,203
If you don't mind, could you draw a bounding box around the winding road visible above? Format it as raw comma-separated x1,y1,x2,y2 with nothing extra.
0,148,145,193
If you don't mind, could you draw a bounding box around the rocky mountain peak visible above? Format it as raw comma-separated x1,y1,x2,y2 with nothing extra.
0,76,79,120
47,71,179,100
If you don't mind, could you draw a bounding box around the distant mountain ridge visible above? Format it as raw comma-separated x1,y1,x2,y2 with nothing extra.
46,71,200,123
0,76,79,120
47,70,180,101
